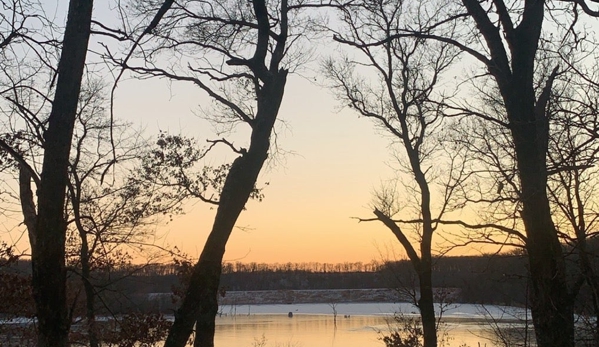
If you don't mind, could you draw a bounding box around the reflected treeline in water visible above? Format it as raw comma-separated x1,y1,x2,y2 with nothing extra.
211,304,528,347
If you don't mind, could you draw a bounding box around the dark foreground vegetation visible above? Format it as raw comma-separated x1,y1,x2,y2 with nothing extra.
1,245,598,346
2,0,599,346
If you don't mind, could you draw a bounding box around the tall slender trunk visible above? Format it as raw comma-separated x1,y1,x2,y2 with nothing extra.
31,1,93,346
70,174,99,347
80,232,99,347
414,163,436,347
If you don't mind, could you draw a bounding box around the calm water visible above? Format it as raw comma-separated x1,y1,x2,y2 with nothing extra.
212,303,528,347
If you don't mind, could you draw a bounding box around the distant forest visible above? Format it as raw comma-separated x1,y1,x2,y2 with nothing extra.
3,249,597,316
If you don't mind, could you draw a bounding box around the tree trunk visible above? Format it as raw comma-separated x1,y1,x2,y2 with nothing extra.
31,1,93,346
578,242,599,342
572,219,599,341
418,265,437,347
164,258,221,347
508,88,574,347
374,210,438,347
163,71,287,347
522,205,573,347
18,167,37,252
70,174,99,347
80,233,99,347
462,0,576,342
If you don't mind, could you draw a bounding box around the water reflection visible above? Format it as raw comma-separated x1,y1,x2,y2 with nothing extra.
216,314,383,347
214,311,503,347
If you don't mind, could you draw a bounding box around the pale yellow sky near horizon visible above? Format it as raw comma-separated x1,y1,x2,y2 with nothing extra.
0,0,502,265
116,75,410,264
111,73,488,264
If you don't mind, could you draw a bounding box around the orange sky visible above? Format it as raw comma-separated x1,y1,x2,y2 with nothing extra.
0,1,491,264
111,75,487,264
0,51,421,265
113,76,399,263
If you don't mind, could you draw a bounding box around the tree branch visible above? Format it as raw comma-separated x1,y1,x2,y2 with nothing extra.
372,209,421,270
19,167,37,252
562,0,599,17
0,138,40,187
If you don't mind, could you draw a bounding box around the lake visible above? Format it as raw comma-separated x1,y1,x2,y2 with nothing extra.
212,303,531,347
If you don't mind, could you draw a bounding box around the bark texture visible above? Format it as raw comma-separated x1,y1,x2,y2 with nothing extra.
31,1,93,346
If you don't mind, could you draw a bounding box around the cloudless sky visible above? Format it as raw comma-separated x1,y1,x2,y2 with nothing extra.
2,0,494,264
114,72,408,264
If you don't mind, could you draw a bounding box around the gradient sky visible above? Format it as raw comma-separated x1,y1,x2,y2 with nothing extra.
113,74,408,264
1,1,492,264
111,70,488,264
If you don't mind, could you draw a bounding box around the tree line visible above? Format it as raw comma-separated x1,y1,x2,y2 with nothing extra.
1,1,599,347
4,249,598,308
0,253,533,311
124,261,385,276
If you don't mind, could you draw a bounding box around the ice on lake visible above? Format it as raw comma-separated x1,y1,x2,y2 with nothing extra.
212,303,531,347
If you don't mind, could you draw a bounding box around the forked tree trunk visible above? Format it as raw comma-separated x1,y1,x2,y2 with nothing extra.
31,1,93,346
460,0,575,344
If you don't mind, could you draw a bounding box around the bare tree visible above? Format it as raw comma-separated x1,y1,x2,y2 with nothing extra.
63,84,192,347
342,1,599,345
432,42,599,345
4,71,230,346
328,301,338,328
435,4,572,345
545,56,599,343
323,2,464,346
16,1,93,346
437,20,599,345
109,0,320,346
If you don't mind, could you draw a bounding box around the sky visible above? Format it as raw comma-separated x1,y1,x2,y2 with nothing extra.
113,74,408,264
111,67,493,264
0,0,495,265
